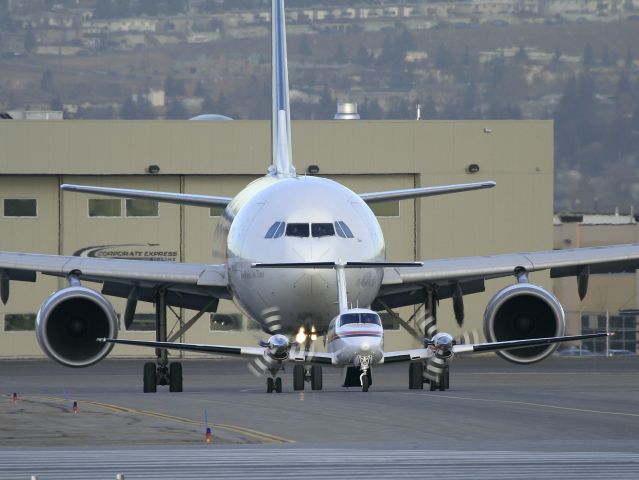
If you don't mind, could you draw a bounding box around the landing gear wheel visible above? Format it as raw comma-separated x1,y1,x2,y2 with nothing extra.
275,377,282,393
409,362,424,390
429,379,437,391
310,365,323,391
362,374,370,392
267,377,274,393
143,362,157,393
169,362,183,392
293,364,305,391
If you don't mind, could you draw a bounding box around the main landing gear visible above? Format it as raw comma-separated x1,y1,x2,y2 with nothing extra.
292,364,323,391
143,288,183,393
267,374,283,393
408,362,449,391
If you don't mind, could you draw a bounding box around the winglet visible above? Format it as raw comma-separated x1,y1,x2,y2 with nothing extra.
270,0,295,177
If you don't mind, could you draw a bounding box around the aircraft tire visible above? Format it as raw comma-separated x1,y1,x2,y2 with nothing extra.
408,362,424,390
429,379,437,391
267,377,274,393
143,362,157,393
362,374,370,392
275,377,282,393
442,367,450,391
169,362,183,392
293,364,305,391
311,365,323,391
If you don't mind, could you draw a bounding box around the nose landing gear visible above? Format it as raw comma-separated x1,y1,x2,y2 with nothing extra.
358,355,372,392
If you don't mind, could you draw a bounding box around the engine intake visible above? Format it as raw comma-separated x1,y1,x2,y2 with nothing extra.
36,286,118,367
484,283,565,364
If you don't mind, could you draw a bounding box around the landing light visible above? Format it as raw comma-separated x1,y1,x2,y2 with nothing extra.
310,326,317,341
296,327,306,344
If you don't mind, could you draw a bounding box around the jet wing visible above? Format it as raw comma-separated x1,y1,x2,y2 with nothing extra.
0,251,230,309
376,244,639,308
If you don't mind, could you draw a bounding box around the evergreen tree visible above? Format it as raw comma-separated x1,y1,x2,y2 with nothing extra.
582,44,594,69
355,44,370,66
165,100,189,119
50,97,63,111
40,70,57,95
335,43,347,64
24,25,36,53
299,35,312,56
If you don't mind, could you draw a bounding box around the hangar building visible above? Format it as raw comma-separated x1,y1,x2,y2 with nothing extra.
0,119,554,358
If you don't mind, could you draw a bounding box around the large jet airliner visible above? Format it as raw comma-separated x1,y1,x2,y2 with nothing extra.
1,0,635,393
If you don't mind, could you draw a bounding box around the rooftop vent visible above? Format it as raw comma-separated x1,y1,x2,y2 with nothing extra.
334,102,360,120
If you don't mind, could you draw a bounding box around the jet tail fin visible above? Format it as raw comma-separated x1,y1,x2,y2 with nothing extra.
270,0,295,177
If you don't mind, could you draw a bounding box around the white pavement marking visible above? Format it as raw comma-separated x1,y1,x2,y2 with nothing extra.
400,392,639,418
1,449,639,479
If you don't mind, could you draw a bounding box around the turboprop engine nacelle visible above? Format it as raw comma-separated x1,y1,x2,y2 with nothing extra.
36,286,118,367
483,283,565,364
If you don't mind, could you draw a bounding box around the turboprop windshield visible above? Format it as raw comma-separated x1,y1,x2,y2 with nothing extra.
339,313,382,326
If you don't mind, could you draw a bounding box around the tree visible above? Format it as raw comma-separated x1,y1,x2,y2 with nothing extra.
165,100,189,119
355,44,370,66
200,94,216,114
552,47,562,65
335,43,347,64
195,80,207,97
24,25,36,53
120,97,139,119
625,49,635,69
435,45,454,69
40,70,57,96
582,44,594,69
315,87,334,120
164,75,186,97
515,46,528,62
299,35,312,56
50,97,63,111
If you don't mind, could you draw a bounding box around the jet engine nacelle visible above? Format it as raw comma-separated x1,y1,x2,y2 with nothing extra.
36,286,118,368
483,283,565,364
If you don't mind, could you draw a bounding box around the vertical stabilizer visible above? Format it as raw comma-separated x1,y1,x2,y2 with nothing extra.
271,0,295,177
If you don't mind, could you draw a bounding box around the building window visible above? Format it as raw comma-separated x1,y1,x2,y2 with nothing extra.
125,199,159,217
379,312,400,330
128,313,156,331
210,313,243,331
209,206,225,217
370,201,400,217
89,198,121,217
3,199,37,217
4,313,36,331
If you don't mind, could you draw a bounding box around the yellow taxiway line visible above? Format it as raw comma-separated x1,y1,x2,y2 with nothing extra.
22,395,294,444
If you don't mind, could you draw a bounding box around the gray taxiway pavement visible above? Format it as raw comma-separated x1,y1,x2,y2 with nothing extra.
1,356,639,478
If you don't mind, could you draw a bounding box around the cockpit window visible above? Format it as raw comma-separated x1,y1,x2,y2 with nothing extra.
286,223,310,238
339,313,381,326
335,221,354,238
265,222,281,239
312,223,335,238
273,221,285,238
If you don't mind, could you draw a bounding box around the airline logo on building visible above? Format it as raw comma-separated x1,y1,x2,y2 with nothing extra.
73,244,178,262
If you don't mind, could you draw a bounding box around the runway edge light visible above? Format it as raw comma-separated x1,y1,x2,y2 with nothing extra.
72,400,78,414
206,427,212,444
12,392,17,404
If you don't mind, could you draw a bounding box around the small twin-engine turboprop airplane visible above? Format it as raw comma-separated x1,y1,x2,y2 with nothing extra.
0,0,635,393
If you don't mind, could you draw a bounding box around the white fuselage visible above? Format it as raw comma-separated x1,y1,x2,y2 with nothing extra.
215,175,385,334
